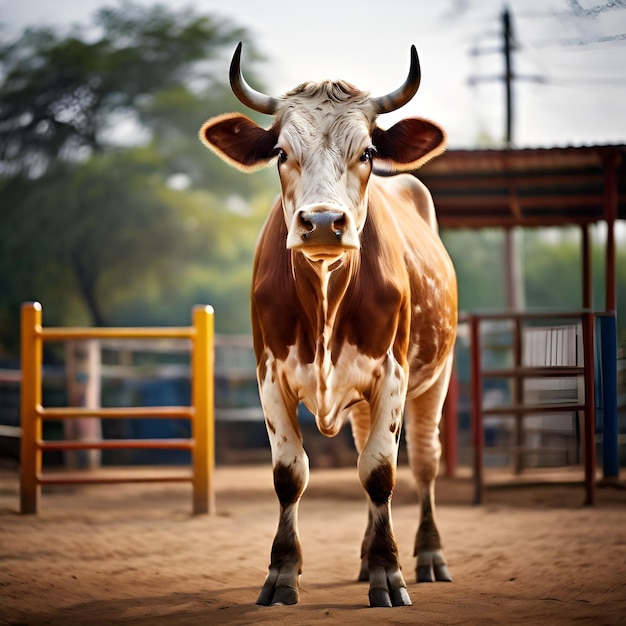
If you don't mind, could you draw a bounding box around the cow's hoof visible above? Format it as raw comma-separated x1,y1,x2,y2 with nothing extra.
417,563,452,582
368,585,412,607
416,550,452,583
256,584,298,606
369,587,392,607
367,564,412,607
391,586,412,606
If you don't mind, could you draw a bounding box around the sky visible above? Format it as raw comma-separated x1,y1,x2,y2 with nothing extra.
1,0,625,149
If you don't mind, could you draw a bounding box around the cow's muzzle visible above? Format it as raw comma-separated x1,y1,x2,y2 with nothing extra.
286,206,359,256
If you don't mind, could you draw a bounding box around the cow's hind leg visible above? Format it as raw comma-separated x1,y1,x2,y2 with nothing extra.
256,371,309,606
404,357,453,583
357,359,412,608
349,401,373,582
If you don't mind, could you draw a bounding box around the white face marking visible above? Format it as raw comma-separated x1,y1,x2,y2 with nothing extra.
273,83,377,258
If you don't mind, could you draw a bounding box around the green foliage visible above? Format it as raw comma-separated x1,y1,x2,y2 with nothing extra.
440,229,507,312
0,150,179,341
0,147,272,352
0,2,250,176
442,227,626,347
0,2,276,356
104,186,275,334
523,230,583,309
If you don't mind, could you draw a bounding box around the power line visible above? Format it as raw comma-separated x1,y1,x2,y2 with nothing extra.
531,33,626,48
566,0,626,18
543,75,626,86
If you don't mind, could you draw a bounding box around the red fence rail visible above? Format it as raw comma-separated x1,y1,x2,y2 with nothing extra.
469,310,596,505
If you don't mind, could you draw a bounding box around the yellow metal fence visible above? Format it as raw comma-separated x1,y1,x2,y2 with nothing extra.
20,302,215,515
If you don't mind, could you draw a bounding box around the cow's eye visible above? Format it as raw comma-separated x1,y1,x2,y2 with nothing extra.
360,146,377,162
275,148,288,164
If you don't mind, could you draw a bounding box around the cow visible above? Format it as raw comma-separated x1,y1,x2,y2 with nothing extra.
199,43,457,608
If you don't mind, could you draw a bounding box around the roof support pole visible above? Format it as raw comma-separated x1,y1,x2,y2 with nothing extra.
598,157,620,481
581,224,592,310
504,227,525,311
604,160,617,313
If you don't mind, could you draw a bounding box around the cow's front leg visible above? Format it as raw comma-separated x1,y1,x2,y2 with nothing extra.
357,355,411,608
256,360,309,606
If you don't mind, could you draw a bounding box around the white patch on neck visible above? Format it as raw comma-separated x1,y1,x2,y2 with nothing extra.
317,261,334,410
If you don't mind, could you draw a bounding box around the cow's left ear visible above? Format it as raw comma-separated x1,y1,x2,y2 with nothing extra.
372,117,446,172
200,113,278,172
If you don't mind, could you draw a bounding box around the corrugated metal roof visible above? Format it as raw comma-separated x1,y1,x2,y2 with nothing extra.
416,145,626,229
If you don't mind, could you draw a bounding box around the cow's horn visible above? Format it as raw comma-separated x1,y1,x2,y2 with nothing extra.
229,42,278,115
371,45,421,114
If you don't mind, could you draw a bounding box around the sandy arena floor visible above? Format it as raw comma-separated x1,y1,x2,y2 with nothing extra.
1,463,625,625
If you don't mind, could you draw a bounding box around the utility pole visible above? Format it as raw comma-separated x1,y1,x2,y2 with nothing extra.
501,7,524,311
503,7,513,146
469,6,527,310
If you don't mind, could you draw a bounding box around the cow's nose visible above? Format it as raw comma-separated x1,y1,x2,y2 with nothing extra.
299,210,346,242
286,205,359,253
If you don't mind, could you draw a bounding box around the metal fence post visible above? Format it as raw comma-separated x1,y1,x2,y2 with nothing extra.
597,313,620,481
470,315,484,505
192,305,215,515
20,302,43,514
582,311,596,506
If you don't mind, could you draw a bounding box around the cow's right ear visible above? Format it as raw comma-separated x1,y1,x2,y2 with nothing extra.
199,113,278,172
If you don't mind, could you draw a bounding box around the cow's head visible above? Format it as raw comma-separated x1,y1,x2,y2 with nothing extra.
200,43,446,262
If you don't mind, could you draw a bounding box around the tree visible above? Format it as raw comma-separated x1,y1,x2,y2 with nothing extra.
0,3,275,353
0,2,253,176
0,150,177,331
0,146,273,352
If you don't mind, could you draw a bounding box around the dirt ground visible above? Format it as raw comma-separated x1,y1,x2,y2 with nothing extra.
1,463,625,625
